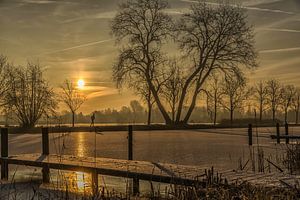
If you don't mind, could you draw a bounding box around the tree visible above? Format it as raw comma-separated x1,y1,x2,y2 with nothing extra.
174,2,257,124
281,85,296,123
205,73,223,125
112,0,173,124
253,81,268,121
266,79,283,122
111,0,257,125
292,88,300,124
220,76,250,124
5,62,56,128
60,79,86,127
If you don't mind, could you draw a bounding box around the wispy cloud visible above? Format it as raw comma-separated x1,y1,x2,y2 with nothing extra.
257,27,300,33
35,39,112,56
259,47,300,54
181,0,294,15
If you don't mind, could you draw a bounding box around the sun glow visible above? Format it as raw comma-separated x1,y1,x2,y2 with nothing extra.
77,79,85,89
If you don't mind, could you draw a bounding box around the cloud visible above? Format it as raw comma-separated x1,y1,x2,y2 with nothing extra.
61,11,116,23
34,39,112,56
22,0,57,4
86,86,118,99
180,0,294,15
257,28,300,33
259,47,300,54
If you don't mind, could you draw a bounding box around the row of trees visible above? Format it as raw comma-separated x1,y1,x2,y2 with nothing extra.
205,75,300,125
111,0,257,125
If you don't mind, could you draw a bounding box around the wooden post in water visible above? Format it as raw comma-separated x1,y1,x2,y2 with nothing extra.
1,128,8,180
276,123,280,144
248,124,252,146
128,125,139,195
42,127,50,183
285,123,289,144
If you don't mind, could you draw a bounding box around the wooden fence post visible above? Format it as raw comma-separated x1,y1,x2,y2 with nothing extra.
285,123,289,144
42,127,50,183
276,123,280,144
1,128,8,180
128,125,133,160
248,124,252,146
128,125,139,195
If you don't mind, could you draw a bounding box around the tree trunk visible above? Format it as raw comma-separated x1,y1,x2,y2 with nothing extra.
147,102,152,125
148,81,172,124
72,111,75,127
272,108,276,122
285,108,288,123
259,101,263,121
230,109,234,124
214,100,217,126
182,88,199,124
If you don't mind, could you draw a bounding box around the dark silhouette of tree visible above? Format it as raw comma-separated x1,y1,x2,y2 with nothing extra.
253,81,268,121
205,73,223,125
281,85,296,123
60,79,86,127
111,0,173,124
292,88,300,124
5,62,56,128
220,76,250,124
266,79,283,122
174,2,257,124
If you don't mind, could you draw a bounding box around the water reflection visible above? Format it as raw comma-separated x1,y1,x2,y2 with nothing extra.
62,171,91,194
76,133,85,157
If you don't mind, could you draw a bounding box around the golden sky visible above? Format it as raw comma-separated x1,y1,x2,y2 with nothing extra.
0,0,300,113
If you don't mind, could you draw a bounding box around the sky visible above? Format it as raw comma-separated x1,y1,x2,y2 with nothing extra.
0,0,300,113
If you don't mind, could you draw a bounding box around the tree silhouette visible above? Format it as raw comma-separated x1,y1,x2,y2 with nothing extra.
281,85,296,123
292,88,300,124
112,0,173,124
253,81,269,121
111,0,257,125
5,62,56,128
205,73,223,125
221,76,250,124
60,79,86,127
266,79,283,122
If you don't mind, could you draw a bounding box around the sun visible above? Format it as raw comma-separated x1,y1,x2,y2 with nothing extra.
77,79,85,89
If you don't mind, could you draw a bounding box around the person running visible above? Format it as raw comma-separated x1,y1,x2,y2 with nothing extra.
90,112,95,127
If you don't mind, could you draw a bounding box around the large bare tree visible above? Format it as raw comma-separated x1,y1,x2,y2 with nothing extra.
173,2,257,124
266,79,283,122
60,79,86,127
253,81,269,121
5,62,56,128
112,0,257,125
112,0,174,124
